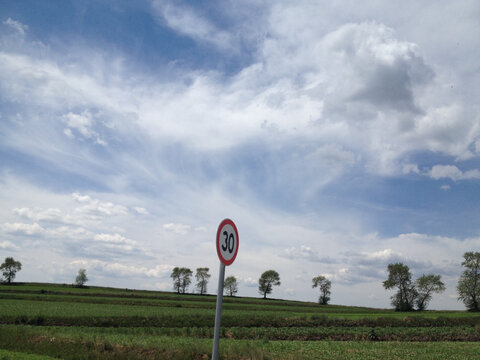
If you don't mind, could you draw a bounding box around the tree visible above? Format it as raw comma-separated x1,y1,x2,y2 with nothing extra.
75,268,88,287
457,252,480,311
171,267,182,294
171,267,193,294
224,276,239,296
1,257,22,284
312,275,332,305
180,268,193,294
258,270,280,299
195,267,211,295
415,274,445,311
383,263,417,311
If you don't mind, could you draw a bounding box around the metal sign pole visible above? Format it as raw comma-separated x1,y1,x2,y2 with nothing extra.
212,262,225,360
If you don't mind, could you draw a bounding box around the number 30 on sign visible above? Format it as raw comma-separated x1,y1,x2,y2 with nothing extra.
216,219,239,266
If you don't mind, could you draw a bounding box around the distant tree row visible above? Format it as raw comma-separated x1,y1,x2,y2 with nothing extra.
383,252,480,311
383,263,445,311
167,267,331,304
169,267,239,297
2,250,478,311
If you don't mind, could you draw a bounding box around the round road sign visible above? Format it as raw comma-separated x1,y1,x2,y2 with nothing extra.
216,219,239,266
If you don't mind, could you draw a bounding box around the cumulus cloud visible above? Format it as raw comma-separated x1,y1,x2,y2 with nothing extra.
1,13,477,181
428,165,480,181
73,193,128,217
0,240,19,250
62,110,107,146
13,207,72,224
0,222,44,236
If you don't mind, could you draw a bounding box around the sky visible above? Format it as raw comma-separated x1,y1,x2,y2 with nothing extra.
0,0,479,310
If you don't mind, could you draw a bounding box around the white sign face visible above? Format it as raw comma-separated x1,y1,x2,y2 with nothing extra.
216,219,239,266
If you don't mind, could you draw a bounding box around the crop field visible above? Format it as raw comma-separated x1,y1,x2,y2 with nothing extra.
1,283,480,359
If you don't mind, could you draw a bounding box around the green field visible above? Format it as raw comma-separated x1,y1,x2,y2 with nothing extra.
1,283,480,359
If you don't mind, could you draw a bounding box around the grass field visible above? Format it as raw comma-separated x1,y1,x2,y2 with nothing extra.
1,283,480,359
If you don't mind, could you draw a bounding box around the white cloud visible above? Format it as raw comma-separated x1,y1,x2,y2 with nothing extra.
163,223,191,235
73,192,128,217
282,245,338,264
13,207,70,223
238,276,257,287
429,165,480,181
133,207,149,215
154,282,171,291
62,110,106,146
94,233,136,245
3,18,28,36
69,259,173,278
441,184,451,191
1,15,477,181
0,222,44,236
0,240,19,250
402,164,420,174
151,1,236,51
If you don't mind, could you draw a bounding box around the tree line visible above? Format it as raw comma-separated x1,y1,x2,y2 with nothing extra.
168,267,331,301
1,251,479,311
382,252,480,311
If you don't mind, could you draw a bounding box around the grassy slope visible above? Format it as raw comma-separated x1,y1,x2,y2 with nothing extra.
1,282,480,359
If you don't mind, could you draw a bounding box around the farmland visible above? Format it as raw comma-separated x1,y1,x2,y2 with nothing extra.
1,283,480,359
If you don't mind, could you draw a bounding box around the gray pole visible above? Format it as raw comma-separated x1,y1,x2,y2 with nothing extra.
212,262,225,360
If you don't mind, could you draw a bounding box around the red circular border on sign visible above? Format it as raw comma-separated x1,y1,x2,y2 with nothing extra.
216,218,239,266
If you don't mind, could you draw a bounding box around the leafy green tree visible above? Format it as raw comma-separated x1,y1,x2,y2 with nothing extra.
383,263,417,311
312,275,332,305
180,268,193,294
224,276,239,296
171,267,182,294
195,267,211,295
171,267,193,294
1,257,22,284
457,252,480,311
258,270,280,299
75,268,88,287
415,274,445,311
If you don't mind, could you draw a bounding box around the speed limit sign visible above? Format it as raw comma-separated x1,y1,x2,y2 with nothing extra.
213,218,239,359
216,219,239,266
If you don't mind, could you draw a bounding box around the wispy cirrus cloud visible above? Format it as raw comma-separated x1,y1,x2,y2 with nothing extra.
2,18,28,35
151,1,237,51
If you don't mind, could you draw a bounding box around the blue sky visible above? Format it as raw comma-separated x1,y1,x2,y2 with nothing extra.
1,0,479,309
